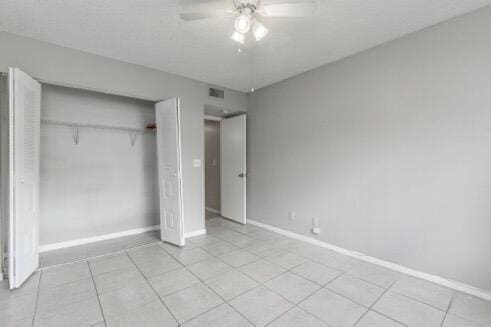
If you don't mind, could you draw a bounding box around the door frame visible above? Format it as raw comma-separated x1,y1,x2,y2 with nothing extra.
203,114,223,219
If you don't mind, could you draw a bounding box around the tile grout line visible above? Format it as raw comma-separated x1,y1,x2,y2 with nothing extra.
314,258,454,315
305,255,399,289
29,261,108,324
265,260,355,326
322,271,347,287
163,248,256,326
86,261,107,326
215,243,327,325
322,271,390,310
31,271,43,327
389,289,451,313
260,285,325,326
125,249,182,326
169,228,289,324
439,294,490,327
439,293,455,327
351,279,408,327
275,287,333,327
289,268,343,288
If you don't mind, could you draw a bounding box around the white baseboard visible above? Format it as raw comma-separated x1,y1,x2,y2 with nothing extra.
248,219,491,301
205,207,221,214
185,229,206,238
39,225,160,252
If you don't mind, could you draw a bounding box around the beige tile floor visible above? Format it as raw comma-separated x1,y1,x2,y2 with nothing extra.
1,214,490,327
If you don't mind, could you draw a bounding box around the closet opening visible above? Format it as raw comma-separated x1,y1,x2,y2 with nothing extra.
204,115,222,220
1,69,184,288
36,83,162,267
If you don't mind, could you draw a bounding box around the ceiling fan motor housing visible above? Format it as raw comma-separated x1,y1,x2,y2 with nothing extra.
236,1,258,15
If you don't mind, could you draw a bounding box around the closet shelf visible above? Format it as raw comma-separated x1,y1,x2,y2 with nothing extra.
41,119,154,133
41,119,155,146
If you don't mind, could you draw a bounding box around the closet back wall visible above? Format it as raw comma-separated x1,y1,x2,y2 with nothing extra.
40,84,157,245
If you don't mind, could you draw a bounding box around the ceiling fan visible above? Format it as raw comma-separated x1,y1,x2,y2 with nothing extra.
180,0,316,44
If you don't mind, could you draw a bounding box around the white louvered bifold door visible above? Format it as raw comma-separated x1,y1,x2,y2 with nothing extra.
8,68,41,289
156,98,185,246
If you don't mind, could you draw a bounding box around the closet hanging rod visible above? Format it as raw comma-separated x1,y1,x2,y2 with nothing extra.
41,119,155,133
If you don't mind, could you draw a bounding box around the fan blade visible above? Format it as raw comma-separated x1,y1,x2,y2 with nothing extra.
180,0,235,12
179,0,235,21
258,1,316,17
179,9,235,21
179,12,223,21
180,0,228,5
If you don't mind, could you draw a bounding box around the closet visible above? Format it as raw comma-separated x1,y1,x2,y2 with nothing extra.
0,68,184,288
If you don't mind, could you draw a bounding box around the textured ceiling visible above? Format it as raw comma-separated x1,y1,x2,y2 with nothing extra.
0,0,490,92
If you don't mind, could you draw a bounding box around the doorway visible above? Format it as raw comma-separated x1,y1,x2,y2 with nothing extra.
204,113,247,224
204,118,221,220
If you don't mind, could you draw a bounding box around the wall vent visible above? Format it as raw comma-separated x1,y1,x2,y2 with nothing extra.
209,88,225,99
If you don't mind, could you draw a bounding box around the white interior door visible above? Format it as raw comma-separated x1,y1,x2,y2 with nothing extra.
8,68,41,289
156,98,185,246
221,114,246,224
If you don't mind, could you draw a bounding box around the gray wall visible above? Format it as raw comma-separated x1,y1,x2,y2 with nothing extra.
205,120,221,212
40,85,158,245
0,31,247,240
248,6,491,291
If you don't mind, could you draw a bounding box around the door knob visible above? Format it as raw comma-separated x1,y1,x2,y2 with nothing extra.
238,173,246,178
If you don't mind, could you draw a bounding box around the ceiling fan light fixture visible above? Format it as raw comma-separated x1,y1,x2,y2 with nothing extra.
234,14,251,34
231,30,245,44
252,20,268,41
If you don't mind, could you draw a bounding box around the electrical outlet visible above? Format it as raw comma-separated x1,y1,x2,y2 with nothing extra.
289,211,295,221
312,216,319,227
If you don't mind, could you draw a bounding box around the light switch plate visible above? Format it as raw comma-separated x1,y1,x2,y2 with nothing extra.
193,159,201,167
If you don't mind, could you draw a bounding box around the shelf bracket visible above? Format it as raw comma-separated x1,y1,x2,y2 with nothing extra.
129,132,137,147
73,125,79,145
